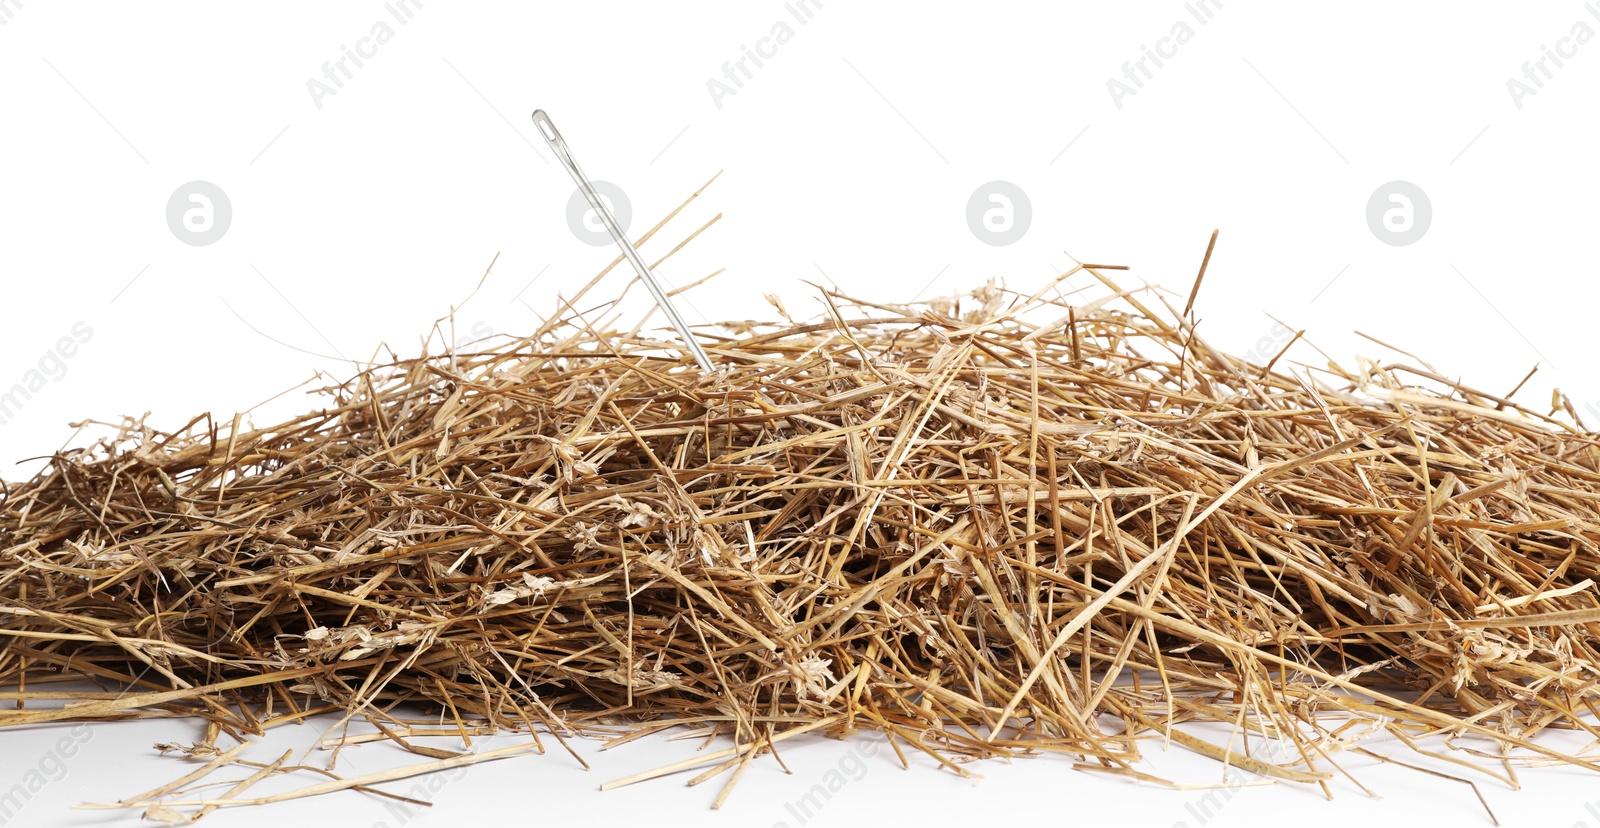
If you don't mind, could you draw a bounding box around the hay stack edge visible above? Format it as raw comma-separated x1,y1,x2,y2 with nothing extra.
4,255,1600,819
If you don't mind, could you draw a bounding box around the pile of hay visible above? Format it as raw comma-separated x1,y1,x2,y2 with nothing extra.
3,260,1599,818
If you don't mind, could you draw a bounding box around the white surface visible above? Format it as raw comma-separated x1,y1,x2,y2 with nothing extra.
2,2,1599,826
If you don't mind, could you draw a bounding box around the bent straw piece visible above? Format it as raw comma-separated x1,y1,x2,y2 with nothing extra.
192,748,292,821
84,741,545,810
1073,762,1277,790
0,660,382,727
600,717,841,791
78,741,252,809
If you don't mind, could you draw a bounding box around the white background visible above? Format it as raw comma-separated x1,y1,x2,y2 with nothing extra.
2,2,1599,826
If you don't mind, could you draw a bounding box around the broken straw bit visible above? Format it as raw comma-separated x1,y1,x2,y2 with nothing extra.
532,109,715,373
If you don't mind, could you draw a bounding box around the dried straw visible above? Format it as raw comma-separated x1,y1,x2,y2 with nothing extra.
3,241,1600,820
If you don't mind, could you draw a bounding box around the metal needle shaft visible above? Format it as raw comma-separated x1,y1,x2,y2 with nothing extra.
531,110,715,373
